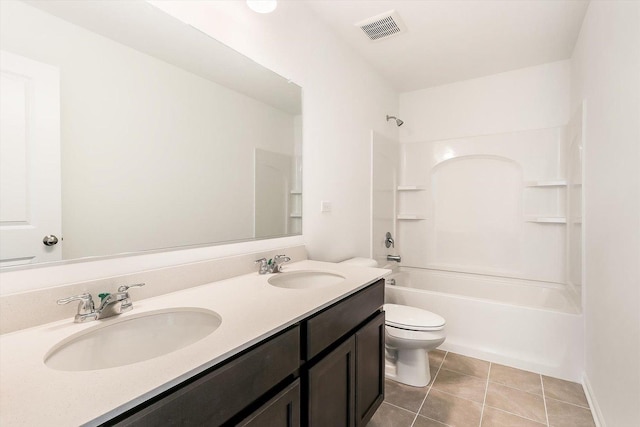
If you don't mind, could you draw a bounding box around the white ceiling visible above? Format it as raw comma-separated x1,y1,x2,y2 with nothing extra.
304,0,589,92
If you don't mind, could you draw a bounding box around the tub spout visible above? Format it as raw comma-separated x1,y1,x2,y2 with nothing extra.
387,255,402,262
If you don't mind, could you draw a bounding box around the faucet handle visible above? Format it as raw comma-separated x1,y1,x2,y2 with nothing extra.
255,258,269,274
57,293,97,322
117,283,145,293
115,283,145,313
272,254,291,273
57,293,95,312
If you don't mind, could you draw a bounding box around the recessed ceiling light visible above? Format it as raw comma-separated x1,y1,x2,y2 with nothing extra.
247,0,277,14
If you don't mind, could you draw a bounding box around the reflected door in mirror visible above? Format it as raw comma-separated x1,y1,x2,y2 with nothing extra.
0,50,61,267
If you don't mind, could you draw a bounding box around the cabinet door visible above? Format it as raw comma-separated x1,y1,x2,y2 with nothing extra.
356,312,385,427
238,379,300,427
307,337,356,427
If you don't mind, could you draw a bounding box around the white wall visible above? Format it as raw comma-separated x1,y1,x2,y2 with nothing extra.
399,60,570,142
151,1,399,263
0,1,398,293
570,2,640,426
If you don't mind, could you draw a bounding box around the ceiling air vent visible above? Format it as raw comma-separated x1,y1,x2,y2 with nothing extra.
355,10,407,42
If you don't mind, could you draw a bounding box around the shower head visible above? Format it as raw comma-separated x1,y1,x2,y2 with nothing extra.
386,115,404,127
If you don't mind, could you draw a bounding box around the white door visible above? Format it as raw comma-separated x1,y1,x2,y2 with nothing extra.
371,131,399,267
0,50,61,267
254,148,291,238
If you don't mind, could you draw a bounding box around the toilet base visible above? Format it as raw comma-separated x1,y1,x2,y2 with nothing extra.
385,348,433,387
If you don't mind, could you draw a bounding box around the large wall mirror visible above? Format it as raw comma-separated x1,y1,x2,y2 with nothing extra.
0,0,303,269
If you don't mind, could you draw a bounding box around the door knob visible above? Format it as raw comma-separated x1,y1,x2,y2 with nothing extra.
43,235,59,246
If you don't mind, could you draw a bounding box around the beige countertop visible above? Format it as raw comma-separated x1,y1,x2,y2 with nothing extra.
0,260,388,426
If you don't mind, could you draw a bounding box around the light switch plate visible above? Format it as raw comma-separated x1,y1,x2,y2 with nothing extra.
320,201,332,212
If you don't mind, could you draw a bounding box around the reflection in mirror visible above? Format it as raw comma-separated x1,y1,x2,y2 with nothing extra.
0,0,302,269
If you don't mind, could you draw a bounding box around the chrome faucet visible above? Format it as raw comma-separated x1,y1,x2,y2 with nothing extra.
57,283,145,323
255,255,291,274
387,254,402,262
269,254,291,273
97,283,145,319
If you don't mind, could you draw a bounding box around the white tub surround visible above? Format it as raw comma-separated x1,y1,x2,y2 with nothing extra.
0,260,389,426
385,267,584,381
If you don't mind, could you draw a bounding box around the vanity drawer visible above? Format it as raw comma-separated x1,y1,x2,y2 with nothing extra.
113,325,300,427
304,279,384,360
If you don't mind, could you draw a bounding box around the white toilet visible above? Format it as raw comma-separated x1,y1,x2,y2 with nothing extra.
384,303,445,387
339,258,447,387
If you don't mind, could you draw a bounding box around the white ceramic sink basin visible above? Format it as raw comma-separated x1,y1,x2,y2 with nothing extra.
267,270,346,289
44,308,221,371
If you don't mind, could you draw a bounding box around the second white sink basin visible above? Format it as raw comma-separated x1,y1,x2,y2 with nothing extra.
267,270,346,289
44,308,221,371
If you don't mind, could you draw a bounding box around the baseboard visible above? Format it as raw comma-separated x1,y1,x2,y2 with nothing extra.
583,373,606,427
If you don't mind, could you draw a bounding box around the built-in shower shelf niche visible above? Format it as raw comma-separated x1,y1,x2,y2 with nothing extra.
523,179,567,224
524,180,567,187
397,214,428,220
397,185,428,220
288,188,301,235
397,185,426,191
288,191,302,223
525,217,567,224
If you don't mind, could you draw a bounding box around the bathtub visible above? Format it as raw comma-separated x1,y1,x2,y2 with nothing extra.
384,267,584,381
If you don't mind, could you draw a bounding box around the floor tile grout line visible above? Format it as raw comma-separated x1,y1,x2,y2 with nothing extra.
544,395,592,410
420,415,454,427
486,377,545,397
436,365,490,380
410,384,430,427
478,362,492,427
411,350,447,427
484,403,550,425
428,387,486,405
540,374,550,426
382,401,420,416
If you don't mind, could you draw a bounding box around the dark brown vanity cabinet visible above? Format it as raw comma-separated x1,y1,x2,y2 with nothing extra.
108,279,384,427
110,326,301,427
304,279,385,427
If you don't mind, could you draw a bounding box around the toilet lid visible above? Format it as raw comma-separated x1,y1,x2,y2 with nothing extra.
384,303,445,331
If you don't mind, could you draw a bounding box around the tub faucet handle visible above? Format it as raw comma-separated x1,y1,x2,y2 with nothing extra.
385,232,395,248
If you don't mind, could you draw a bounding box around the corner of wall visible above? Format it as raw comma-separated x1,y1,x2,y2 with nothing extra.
583,373,606,427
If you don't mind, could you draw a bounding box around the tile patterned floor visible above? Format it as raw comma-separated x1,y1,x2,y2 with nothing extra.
368,350,596,427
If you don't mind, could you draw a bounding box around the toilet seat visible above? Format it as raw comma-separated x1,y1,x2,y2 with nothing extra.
384,303,445,331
